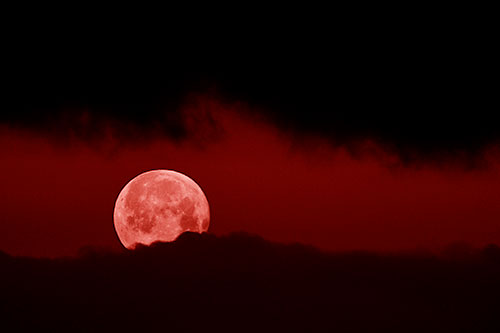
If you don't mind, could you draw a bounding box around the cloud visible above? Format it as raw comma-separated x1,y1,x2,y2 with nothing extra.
1,232,500,331
1,38,498,163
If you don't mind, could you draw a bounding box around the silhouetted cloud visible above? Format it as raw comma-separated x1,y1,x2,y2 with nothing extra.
1,232,499,332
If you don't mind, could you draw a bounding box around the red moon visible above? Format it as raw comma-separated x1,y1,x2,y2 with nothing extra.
113,170,210,249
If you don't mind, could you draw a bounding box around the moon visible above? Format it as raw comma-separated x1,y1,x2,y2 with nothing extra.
113,169,210,249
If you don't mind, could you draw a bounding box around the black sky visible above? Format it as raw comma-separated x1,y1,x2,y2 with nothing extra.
2,16,497,163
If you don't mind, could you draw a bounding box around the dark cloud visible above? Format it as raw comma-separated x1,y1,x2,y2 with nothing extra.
1,232,500,332
2,24,497,162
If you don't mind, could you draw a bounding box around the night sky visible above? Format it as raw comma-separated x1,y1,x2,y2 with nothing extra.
2,27,499,257
2,98,500,257
0,26,500,257
2,16,500,331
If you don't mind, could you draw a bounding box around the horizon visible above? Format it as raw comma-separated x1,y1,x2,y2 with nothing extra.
2,230,499,260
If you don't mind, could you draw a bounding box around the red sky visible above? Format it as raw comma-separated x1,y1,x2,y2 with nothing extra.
1,97,499,257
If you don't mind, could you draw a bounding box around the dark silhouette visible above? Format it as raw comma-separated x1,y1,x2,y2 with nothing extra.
1,232,499,332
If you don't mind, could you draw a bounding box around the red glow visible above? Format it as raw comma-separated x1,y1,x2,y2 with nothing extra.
1,98,499,257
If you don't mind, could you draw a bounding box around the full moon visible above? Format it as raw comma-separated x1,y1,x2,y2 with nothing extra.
113,170,210,249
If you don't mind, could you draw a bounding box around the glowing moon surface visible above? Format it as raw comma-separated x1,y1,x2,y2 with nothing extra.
113,170,210,249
